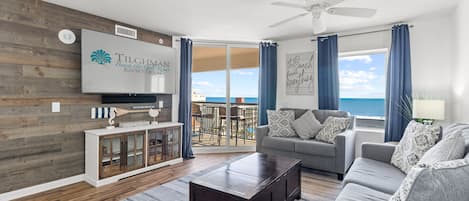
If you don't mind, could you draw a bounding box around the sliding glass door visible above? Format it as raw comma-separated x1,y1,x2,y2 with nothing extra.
191,43,259,151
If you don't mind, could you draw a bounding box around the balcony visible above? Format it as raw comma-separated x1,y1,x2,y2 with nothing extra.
191,102,258,147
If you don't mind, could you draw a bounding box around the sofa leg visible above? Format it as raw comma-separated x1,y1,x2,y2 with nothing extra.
337,173,344,181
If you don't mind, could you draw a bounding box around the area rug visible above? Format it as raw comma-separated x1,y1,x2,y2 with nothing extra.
123,155,313,201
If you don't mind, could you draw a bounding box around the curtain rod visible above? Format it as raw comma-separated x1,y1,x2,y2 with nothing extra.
310,24,414,42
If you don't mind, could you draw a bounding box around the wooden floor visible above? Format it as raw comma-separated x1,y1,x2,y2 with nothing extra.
15,153,341,201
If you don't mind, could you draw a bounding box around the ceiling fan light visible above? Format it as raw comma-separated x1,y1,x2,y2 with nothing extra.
312,19,326,34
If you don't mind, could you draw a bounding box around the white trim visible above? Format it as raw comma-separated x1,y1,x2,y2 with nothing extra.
0,174,85,201
339,48,388,57
226,45,231,146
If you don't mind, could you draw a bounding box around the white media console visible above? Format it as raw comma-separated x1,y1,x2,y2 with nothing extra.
85,122,183,187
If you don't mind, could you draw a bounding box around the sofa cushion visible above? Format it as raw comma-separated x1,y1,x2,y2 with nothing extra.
390,159,469,201
443,123,469,155
417,131,466,166
279,108,309,119
344,158,406,194
267,110,296,137
312,109,349,123
391,120,441,173
294,140,336,157
315,117,351,144
261,136,301,152
335,183,392,201
291,111,323,140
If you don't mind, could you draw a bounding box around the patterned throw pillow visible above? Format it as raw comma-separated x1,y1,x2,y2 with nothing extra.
417,131,465,167
391,121,441,174
291,111,323,140
314,117,351,144
267,110,296,137
390,159,469,201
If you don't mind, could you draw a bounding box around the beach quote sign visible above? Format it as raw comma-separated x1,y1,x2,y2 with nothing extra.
286,52,314,95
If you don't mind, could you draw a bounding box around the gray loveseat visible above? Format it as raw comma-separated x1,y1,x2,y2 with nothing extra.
335,126,469,201
255,108,356,180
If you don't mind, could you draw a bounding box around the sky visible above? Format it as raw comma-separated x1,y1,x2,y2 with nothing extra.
192,52,386,99
192,67,259,98
339,53,386,99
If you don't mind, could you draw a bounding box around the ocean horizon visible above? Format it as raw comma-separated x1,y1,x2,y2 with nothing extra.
203,97,385,117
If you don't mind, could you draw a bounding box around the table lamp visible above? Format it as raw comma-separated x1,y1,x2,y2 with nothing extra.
412,99,445,125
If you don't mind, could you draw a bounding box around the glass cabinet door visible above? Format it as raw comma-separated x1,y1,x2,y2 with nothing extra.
100,135,123,179
166,127,180,160
148,129,165,165
126,132,145,171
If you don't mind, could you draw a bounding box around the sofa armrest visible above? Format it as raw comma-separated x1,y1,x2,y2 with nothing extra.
335,130,356,174
255,126,269,152
361,143,396,163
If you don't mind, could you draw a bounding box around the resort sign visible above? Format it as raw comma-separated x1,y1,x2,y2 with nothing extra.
81,29,177,94
90,49,171,74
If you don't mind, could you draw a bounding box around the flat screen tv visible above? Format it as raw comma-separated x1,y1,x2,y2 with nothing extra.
81,29,176,94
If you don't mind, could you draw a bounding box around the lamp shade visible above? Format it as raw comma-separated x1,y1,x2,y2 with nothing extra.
412,100,445,120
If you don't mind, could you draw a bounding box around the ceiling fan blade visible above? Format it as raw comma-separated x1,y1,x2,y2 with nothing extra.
320,0,345,7
312,18,327,34
327,7,377,18
269,13,309,28
271,1,307,10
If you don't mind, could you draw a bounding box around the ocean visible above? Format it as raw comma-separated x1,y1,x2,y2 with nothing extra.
339,98,385,117
205,97,385,117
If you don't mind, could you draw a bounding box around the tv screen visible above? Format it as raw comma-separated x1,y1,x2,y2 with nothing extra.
81,29,176,94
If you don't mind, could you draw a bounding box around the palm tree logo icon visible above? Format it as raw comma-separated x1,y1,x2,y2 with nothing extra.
91,49,112,65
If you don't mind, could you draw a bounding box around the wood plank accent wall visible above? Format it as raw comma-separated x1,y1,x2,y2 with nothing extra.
0,0,174,193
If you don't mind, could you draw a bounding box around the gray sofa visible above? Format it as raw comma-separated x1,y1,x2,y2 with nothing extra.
255,108,356,180
335,130,469,201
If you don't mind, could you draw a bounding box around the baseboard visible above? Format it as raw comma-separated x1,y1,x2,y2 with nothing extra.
0,174,85,201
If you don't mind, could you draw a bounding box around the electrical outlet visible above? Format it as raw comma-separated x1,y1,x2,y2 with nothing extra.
52,102,60,113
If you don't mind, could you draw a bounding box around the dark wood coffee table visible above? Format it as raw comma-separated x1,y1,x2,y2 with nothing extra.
190,153,302,201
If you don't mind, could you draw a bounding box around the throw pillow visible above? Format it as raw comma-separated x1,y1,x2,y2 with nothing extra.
267,110,296,137
390,120,441,173
417,131,465,166
291,111,323,140
390,159,469,201
314,117,351,144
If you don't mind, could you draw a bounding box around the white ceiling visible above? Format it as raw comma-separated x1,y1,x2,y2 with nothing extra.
45,0,459,41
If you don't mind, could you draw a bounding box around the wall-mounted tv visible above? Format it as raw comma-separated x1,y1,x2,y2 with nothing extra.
81,29,176,94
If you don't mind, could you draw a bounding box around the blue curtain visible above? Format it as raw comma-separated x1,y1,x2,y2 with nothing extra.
178,38,194,159
258,42,277,125
385,24,412,142
317,35,339,110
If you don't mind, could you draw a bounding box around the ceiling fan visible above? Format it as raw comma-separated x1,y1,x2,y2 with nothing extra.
269,0,377,34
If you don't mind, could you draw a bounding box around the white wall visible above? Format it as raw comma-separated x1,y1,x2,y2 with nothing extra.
409,9,456,122
172,36,181,122
452,0,469,123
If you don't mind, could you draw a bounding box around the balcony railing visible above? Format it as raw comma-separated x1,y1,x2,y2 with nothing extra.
191,101,258,147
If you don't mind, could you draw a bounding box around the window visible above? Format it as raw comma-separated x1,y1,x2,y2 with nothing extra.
338,50,387,128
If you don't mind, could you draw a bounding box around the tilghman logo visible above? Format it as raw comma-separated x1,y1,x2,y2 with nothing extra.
89,49,170,74
90,49,112,65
